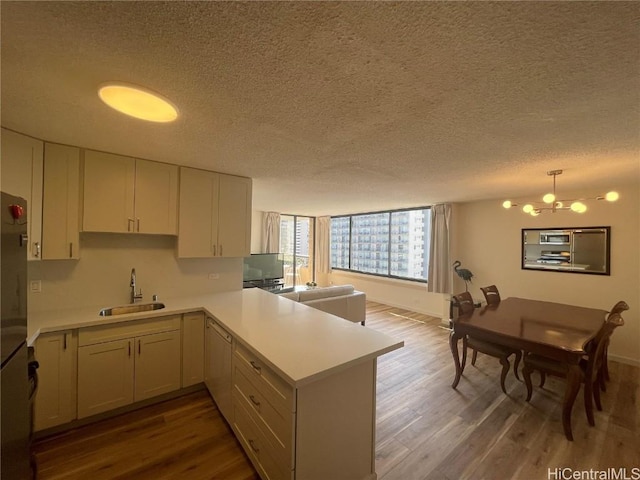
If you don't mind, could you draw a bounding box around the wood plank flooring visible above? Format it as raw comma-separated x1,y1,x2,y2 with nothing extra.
33,301,640,479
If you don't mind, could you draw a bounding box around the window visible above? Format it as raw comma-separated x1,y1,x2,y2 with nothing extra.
280,215,315,287
330,208,430,282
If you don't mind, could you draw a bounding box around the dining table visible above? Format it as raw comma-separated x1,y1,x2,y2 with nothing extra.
449,297,607,441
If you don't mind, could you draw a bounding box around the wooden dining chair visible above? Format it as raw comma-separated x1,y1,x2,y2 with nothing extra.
480,285,501,306
522,313,624,427
601,301,629,386
452,292,521,394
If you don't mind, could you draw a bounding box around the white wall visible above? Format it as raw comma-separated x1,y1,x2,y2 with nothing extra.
453,182,640,365
329,271,448,318
28,233,242,313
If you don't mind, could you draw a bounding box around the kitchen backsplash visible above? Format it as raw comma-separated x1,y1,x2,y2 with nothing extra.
28,233,242,313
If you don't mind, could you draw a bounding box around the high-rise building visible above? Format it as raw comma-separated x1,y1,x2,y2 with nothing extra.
330,209,430,280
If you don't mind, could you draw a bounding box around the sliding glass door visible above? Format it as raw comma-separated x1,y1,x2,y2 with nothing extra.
280,215,314,288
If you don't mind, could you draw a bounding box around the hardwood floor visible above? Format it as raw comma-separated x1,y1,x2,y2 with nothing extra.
33,301,640,479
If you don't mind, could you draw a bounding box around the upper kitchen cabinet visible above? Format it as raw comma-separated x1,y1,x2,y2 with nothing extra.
218,174,252,257
1,128,44,260
82,150,178,234
178,167,252,258
42,143,81,260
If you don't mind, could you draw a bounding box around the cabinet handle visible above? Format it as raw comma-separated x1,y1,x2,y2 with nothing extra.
249,395,261,408
34,242,41,258
128,341,131,357
69,242,73,258
248,439,259,454
138,339,141,355
63,333,68,351
249,361,261,374
128,218,134,232
137,218,140,232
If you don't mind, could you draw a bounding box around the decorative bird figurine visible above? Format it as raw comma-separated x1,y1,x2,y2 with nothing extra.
452,260,474,292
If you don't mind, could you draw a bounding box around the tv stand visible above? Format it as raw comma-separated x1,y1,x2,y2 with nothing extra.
243,278,285,292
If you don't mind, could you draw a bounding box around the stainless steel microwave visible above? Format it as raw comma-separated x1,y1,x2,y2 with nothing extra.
540,231,571,244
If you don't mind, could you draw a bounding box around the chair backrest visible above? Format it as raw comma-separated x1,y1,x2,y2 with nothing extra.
452,291,475,316
480,285,501,306
585,313,624,382
609,300,629,315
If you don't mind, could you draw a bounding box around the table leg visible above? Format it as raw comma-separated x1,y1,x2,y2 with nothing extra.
449,330,463,389
562,364,583,441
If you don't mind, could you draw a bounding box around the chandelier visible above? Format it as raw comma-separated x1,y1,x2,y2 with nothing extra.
502,170,619,216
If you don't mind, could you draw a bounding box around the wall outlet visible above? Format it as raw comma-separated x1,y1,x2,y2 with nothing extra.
208,273,219,280
30,280,42,293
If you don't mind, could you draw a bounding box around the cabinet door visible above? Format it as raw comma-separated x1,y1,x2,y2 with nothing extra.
206,318,233,421
217,174,252,258
134,159,178,234
177,167,218,258
182,312,205,387
1,128,44,260
42,143,81,259
34,331,77,431
134,330,181,402
82,150,135,233
77,339,134,418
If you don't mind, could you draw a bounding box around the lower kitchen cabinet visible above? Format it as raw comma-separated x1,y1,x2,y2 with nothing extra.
34,331,77,431
77,316,181,419
77,338,134,418
205,317,233,421
134,330,182,401
232,340,377,480
182,312,205,387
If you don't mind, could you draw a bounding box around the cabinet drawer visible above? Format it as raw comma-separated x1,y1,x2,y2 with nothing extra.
79,315,181,346
233,398,292,480
233,342,295,413
234,365,294,462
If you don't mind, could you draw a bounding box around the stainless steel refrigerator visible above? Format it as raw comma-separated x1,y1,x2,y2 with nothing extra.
1,192,32,479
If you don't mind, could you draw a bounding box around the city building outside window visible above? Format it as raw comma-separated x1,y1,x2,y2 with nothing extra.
330,208,430,282
280,215,315,287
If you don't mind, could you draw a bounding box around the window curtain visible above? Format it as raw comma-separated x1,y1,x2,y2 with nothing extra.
427,204,452,294
316,216,331,273
262,212,280,253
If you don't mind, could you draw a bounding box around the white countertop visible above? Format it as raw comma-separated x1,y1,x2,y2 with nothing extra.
28,288,404,387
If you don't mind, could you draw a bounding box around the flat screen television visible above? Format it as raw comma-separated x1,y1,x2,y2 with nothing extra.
243,253,284,283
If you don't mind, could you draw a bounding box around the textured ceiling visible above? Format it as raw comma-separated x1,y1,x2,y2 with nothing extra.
1,1,639,216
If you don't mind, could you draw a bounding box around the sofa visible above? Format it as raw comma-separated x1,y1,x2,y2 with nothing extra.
280,284,366,325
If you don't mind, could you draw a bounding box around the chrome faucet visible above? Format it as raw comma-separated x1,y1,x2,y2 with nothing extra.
130,268,143,303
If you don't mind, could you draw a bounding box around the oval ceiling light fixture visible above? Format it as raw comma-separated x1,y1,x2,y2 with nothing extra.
98,83,179,123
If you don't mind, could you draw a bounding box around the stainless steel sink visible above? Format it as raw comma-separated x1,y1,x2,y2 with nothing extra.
98,302,165,317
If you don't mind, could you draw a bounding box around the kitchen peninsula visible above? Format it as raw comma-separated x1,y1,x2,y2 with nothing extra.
29,288,403,480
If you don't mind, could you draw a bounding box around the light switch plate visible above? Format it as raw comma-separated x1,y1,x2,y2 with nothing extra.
30,280,42,293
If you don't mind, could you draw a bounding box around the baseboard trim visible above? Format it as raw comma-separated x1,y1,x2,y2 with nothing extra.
608,354,640,367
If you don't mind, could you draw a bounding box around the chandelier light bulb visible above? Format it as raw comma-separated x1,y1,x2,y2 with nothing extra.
555,201,563,209
530,210,540,217
502,200,512,209
605,191,619,202
522,204,534,213
542,193,555,204
571,201,587,213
